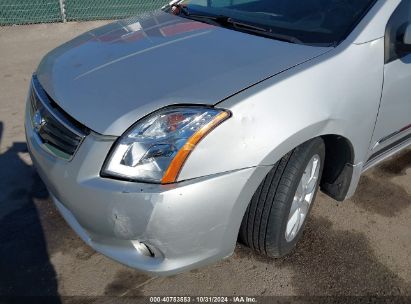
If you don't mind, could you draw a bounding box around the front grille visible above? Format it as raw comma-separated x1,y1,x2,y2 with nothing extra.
29,76,89,160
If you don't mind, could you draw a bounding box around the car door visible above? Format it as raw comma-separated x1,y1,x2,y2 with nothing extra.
368,0,411,162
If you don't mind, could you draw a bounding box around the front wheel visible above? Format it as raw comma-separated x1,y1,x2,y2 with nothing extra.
239,138,325,257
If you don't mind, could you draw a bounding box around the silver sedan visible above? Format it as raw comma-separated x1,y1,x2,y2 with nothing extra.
25,0,411,275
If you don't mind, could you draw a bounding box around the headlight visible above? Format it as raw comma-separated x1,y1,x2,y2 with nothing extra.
102,106,231,184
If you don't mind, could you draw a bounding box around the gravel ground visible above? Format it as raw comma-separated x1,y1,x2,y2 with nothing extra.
0,22,410,300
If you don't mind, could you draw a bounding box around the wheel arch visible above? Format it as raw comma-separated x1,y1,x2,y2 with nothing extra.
180,114,359,202
261,132,356,201
319,134,356,201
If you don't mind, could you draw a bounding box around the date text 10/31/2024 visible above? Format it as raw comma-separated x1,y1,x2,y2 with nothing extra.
149,296,258,303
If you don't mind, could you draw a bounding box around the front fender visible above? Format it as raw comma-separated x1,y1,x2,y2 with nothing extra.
178,38,384,182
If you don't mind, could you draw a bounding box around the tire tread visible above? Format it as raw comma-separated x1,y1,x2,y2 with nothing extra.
239,138,325,257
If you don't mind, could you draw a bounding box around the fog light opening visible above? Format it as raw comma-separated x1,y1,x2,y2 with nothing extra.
132,240,156,258
142,243,155,257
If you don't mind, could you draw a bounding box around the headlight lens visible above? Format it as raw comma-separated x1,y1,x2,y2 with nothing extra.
102,107,230,184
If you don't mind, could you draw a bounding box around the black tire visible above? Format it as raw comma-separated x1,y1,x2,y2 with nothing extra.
239,138,325,257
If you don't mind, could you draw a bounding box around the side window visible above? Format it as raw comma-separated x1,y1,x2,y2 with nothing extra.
385,0,411,63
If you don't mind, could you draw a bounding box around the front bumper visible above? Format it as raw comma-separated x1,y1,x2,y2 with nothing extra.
25,100,270,275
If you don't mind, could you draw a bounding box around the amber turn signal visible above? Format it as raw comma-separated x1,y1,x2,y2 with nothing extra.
161,111,231,184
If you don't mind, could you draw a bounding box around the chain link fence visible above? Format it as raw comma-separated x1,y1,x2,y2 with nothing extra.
0,0,62,25
0,0,169,26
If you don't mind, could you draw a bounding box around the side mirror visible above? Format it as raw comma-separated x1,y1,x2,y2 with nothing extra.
397,23,411,53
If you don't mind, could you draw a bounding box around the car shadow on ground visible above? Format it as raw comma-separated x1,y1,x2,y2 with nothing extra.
234,215,411,296
352,150,411,217
0,121,61,300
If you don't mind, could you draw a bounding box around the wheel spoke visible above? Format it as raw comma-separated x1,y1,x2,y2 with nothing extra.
304,191,314,204
296,180,304,197
300,198,310,215
289,181,303,220
305,178,317,194
285,154,321,243
301,164,311,188
305,157,320,194
286,207,300,239
289,200,300,221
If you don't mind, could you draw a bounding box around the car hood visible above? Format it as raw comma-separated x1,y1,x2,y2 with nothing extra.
37,11,331,136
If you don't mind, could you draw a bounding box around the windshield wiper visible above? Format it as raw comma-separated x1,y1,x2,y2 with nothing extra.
245,27,303,44
225,18,302,43
172,9,302,44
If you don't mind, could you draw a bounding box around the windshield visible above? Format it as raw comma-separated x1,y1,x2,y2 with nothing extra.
165,0,377,46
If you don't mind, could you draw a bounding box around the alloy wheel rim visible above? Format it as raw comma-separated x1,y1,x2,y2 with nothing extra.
285,154,320,242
